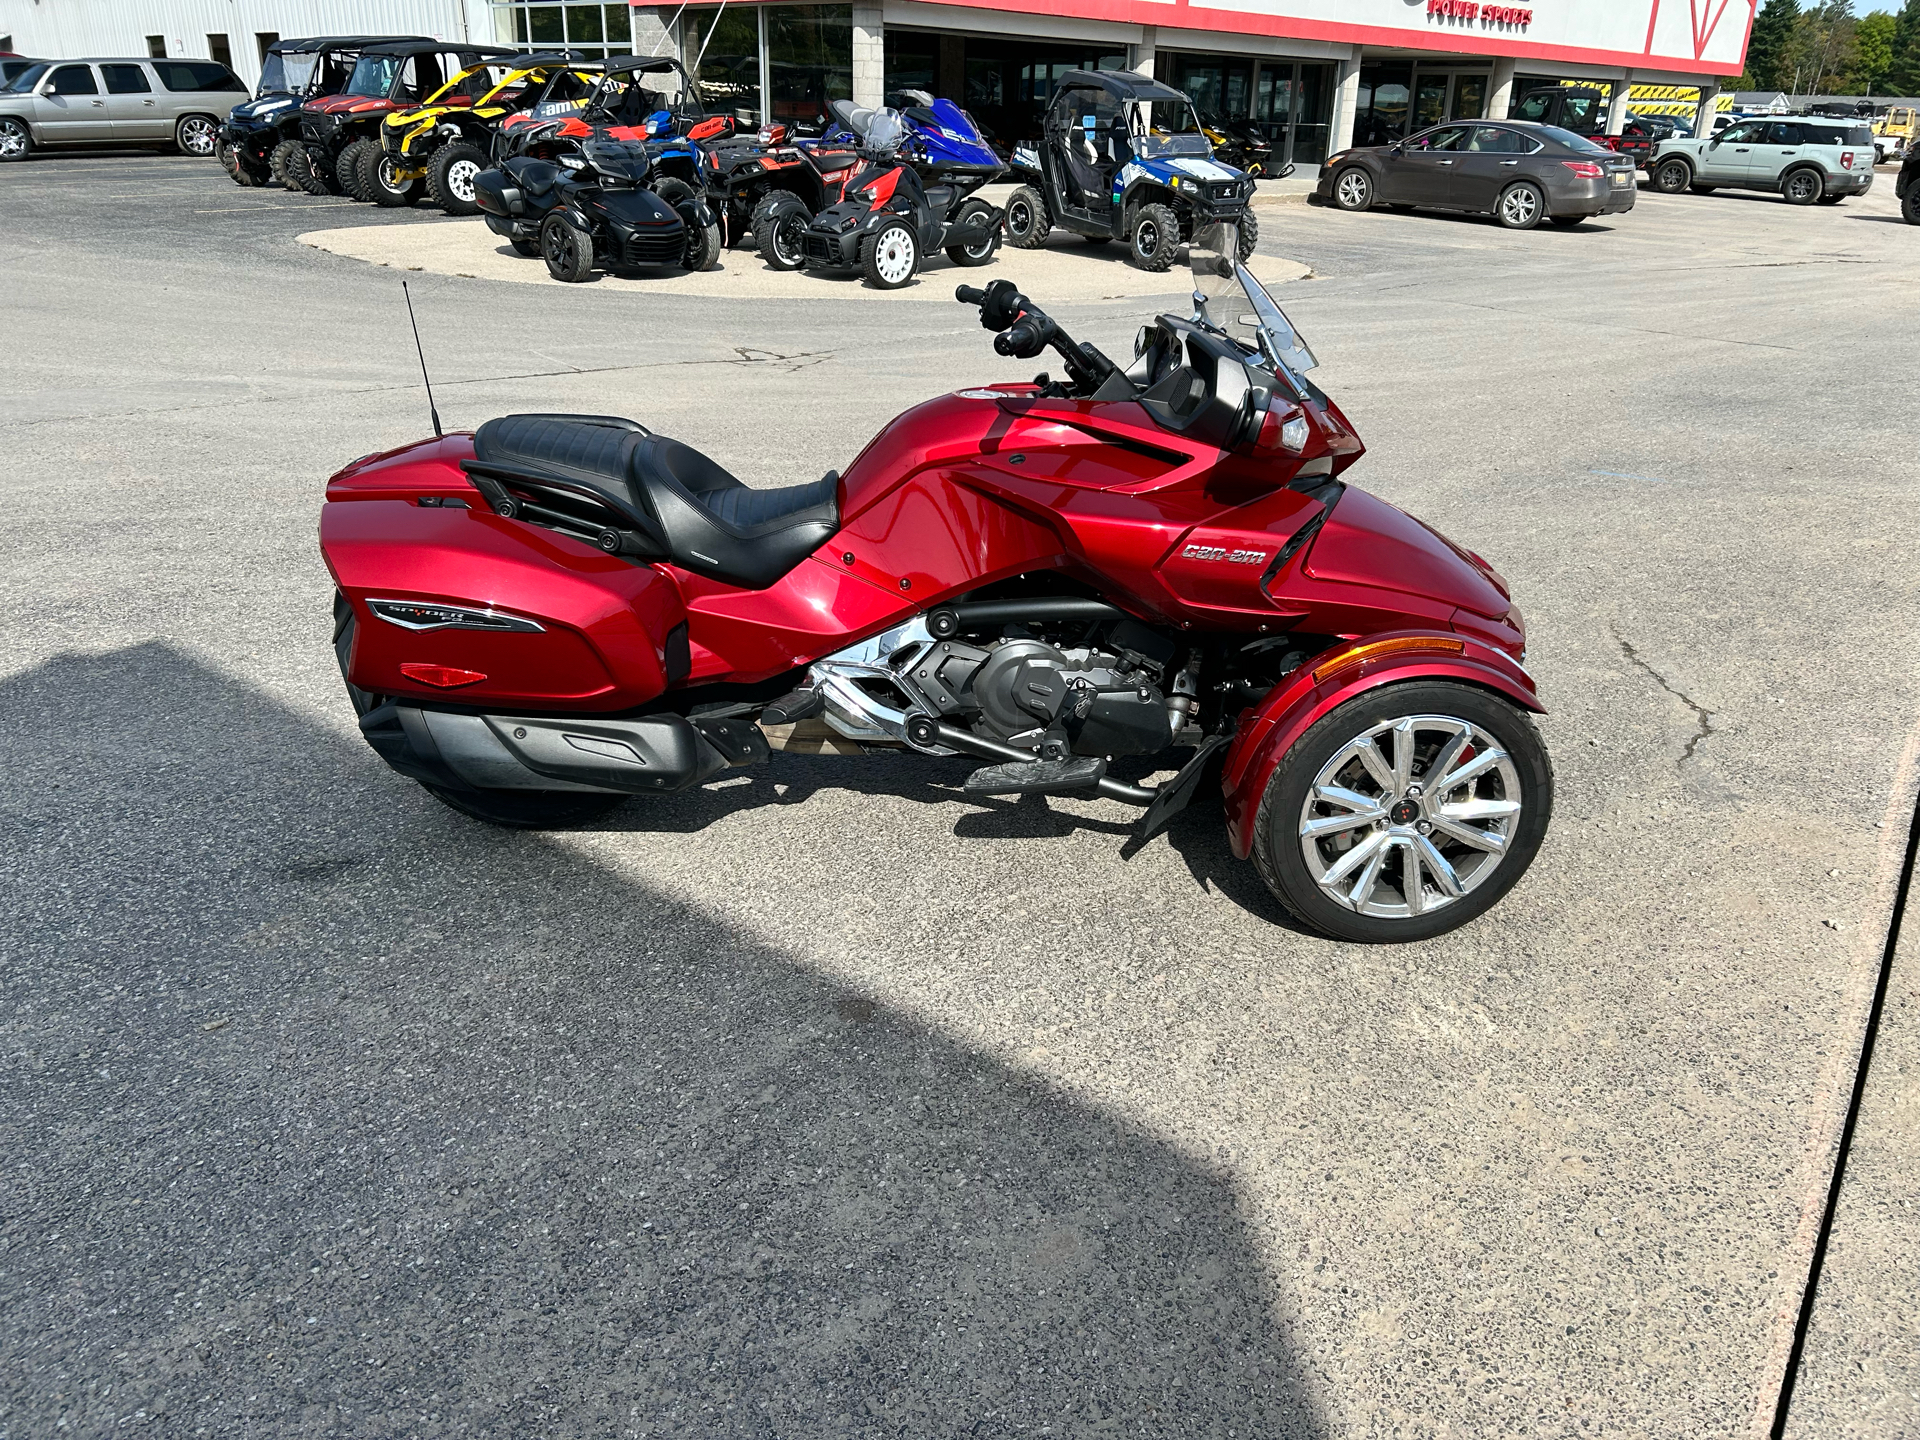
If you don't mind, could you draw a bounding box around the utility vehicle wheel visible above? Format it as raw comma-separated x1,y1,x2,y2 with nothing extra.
541,214,595,282
1003,184,1051,248
0,116,31,162
371,152,424,207
1235,208,1259,261
862,219,918,289
269,138,303,189
1495,181,1544,229
331,596,621,830
336,138,378,201
428,142,487,215
1250,681,1553,944
944,197,1000,266
1904,185,1920,225
1332,166,1373,211
1547,215,1585,228
1816,194,1845,206
1782,167,1823,205
1127,202,1179,271
752,192,809,270
217,139,259,185
280,143,324,194
1652,158,1692,194
174,114,219,157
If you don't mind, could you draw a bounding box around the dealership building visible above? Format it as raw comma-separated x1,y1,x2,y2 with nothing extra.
2,0,1748,165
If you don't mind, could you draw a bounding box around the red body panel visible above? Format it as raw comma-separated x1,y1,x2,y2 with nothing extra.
317,376,1537,826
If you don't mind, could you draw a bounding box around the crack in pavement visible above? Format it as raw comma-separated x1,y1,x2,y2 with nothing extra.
1614,629,1717,762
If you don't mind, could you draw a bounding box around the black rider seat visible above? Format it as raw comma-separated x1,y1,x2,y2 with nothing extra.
471,414,840,590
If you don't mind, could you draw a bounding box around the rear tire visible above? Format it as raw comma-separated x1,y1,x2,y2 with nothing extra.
752,191,810,270
861,219,919,289
269,138,303,189
1495,181,1544,229
370,151,424,207
428,142,487,214
0,116,31,162
1903,184,1920,225
1127,201,1179,271
1782,167,1824,204
1250,680,1553,944
944,197,1000,266
335,138,378,202
1652,158,1692,194
1003,184,1051,248
541,214,595,282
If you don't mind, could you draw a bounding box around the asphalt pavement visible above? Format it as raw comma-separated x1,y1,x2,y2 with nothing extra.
1,152,1916,1439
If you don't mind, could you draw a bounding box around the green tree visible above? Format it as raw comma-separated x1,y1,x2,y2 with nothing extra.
1892,0,1920,94
1855,12,1896,93
1747,0,1801,90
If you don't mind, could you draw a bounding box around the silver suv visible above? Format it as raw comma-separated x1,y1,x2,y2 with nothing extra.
1646,116,1876,205
0,57,245,162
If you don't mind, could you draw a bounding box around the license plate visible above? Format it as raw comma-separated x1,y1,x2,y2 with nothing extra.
1610,173,1629,187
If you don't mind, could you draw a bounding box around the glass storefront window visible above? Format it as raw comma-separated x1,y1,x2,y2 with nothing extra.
1452,74,1487,121
767,5,850,124
686,6,762,120
1167,55,1250,125
884,31,938,96
496,3,632,58
1355,64,1410,147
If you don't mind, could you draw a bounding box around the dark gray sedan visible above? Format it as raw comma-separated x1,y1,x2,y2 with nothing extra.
1315,120,1638,230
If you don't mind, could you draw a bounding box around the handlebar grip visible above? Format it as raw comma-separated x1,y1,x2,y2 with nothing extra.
955,285,987,305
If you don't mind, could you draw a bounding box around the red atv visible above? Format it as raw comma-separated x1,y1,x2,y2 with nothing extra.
321,227,1551,943
291,38,513,200
685,115,865,265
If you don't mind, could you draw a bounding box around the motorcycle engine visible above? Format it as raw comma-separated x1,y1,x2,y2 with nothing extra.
900,620,1181,758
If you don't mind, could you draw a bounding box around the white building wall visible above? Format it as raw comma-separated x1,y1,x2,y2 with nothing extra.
0,0,497,89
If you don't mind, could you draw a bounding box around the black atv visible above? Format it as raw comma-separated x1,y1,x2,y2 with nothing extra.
216,36,409,187
1003,69,1259,271
690,116,864,268
797,101,1001,290
474,118,719,282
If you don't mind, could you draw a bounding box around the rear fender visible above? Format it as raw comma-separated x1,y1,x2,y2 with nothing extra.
1218,637,1542,861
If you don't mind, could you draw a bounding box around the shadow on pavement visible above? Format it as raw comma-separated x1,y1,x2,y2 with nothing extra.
0,643,1325,1439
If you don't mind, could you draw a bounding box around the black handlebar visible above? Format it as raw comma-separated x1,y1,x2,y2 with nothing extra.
956,280,1116,396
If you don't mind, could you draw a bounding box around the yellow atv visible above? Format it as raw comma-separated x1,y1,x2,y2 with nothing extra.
376,52,599,213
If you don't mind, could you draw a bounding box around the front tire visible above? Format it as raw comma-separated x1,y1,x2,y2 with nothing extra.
1782,167,1824,205
1127,201,1179,271
751,191,810,270
944,197,1000,266
336,138,379,202
0,116,31,162
861,219,918,289
1652,158,1692,194
1235,208,1259,261
1903,184,1920,225
428,142,487,214
541,214,595,282
1003,184,1051,248
1250,681,1553,944
269,137,304,189
654,177,720,271
370,151,424,207
217,138,259,186
1331,165,1373,211
1495,181,1544,230
174,113,219,157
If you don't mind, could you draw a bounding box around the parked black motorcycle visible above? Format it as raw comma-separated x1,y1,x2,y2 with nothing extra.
473,119,720,281
798,103,1001,290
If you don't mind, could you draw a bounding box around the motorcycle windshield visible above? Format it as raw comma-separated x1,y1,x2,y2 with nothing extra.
1190,223,1318,379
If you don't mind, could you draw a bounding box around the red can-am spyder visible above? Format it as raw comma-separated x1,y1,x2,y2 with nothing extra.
321,228,1551,942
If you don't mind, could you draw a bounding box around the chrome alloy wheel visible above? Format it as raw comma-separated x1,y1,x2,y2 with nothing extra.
445,156,480,203
1335,168,1370,209
178,115,218,156
1297,713,1523,920
0,120,28,159
1500,184,1539,226
872,227,916,285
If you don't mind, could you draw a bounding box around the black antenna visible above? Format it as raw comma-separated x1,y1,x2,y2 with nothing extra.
401,280,443,437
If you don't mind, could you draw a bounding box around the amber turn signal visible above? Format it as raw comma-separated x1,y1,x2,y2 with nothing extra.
1312,635,1464,683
